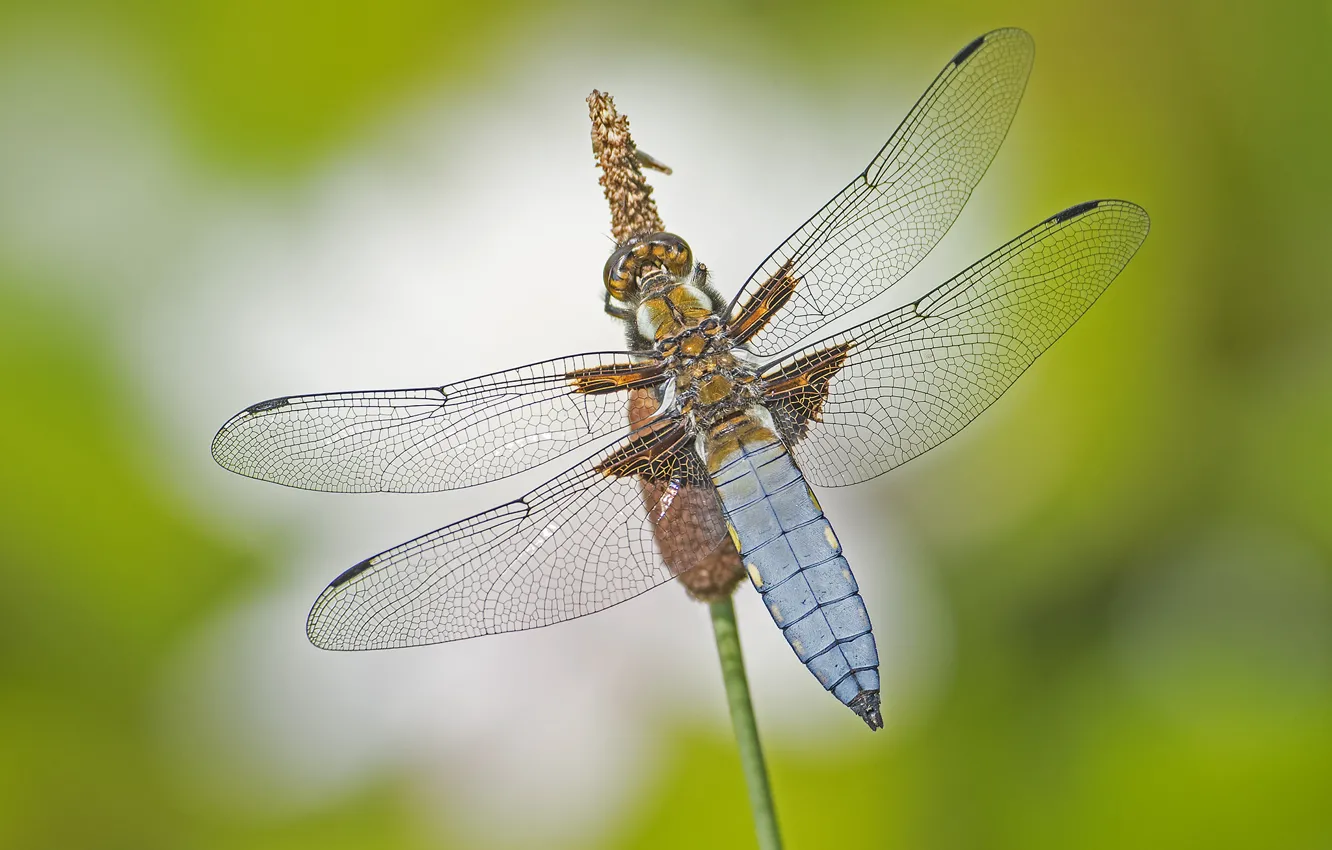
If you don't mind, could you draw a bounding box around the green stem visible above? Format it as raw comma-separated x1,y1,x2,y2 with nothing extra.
709,597,783,850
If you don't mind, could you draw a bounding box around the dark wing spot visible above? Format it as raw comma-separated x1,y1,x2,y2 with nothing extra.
329,557,374,588
246,396,290,413
1050,200,1101,224
952,34,985,65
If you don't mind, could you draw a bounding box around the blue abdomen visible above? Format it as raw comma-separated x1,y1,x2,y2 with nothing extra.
705,418,882,728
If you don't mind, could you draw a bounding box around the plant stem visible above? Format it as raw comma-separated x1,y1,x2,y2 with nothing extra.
709,597,783,850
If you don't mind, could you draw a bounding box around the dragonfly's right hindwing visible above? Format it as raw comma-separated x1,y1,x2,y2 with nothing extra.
762,199,1151,488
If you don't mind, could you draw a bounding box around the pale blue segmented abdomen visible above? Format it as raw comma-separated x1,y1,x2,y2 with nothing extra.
707,427,882,728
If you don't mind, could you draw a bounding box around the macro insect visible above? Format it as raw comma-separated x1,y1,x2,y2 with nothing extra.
212,28,1148,729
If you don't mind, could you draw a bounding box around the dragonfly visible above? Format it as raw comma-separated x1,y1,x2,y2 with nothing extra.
212,28,1148,730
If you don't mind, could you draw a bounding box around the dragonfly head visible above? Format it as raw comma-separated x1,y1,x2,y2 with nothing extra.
603,232,694,302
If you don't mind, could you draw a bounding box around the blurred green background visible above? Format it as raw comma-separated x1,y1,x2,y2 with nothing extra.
2,1,1330,848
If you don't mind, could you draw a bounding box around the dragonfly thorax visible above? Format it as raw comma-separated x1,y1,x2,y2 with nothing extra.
664,334,762,428
636,282,718,343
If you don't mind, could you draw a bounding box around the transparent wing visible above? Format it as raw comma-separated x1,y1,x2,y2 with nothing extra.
730,27,1034,358
306,417,727,649
211,352,666,493
763,200,1150,487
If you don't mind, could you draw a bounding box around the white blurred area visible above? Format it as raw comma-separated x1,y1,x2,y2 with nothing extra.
0,18,1040,847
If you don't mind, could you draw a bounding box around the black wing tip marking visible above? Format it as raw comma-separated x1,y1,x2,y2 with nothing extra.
1048,200,1102,223
952,28,1033,66
850,690,883,730
246,396,291,414
328,557,375,589
952,34,986,65
307,559,377,651
211,396,291,473
1046,199,1152,234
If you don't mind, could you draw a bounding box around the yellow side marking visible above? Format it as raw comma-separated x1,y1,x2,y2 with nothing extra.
824,525,840,550
747,563,763,588
791,638,804,657
725,522,742,553
769,603,781,621
807,486,821,512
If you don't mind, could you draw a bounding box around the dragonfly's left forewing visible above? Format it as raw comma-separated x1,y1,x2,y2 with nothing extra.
211,352,665,493
306,416,728,649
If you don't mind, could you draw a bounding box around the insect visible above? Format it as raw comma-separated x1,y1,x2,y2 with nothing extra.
212,28,1148,730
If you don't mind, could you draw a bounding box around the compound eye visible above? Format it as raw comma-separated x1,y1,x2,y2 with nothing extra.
637,232,693,278
603,246,636,301
605,233,694,300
